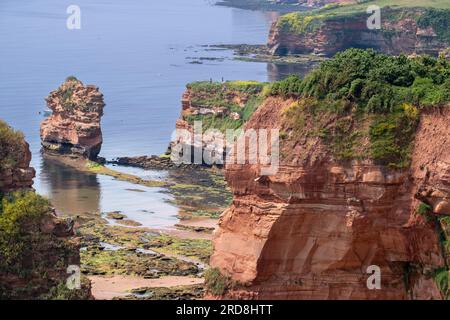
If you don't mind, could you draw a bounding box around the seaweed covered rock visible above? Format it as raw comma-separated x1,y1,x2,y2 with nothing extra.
40,77,105,160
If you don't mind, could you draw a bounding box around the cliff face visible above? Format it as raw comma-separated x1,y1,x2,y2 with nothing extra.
210,97,449,300
0,141,35,193
40,77,105,160
0,120,35,192
268,7,449,57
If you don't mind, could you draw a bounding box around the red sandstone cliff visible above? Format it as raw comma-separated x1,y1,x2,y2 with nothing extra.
268,8,449,57
0,139,35,193
40,77,105,160
210,97,449,300
0,122,35,193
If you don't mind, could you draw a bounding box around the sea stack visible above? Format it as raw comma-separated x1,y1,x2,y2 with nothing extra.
40,77,105,160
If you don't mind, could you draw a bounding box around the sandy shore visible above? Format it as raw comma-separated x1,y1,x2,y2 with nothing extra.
89,275,204,300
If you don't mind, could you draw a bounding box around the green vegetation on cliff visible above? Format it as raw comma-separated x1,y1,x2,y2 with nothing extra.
277,1,450,37
417,8,450,42
204,268,234,296
271,49,450,168
436,216,450,299
0,191,90,299
184,81,267,132
272,49,449,110
0,120,25,170
0,191,49,272
187,80,266,103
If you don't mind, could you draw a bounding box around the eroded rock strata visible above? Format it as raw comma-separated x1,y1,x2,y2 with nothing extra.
40,77,105,160
210,97,449,300
269,6,450,57
0,121,35,192
0,121,92,299
209,48,450,300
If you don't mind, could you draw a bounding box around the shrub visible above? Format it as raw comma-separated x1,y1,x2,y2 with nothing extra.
42,277,92,300
369,108,418,168
204,268,233,296
225,81,266,94
0,120,25,171
277,12,323,35
433,268,449,299
417,8,450,42
269,49,450,168
270,49,450,112
65,75,79,82
0,191,50,272
418,202,433,216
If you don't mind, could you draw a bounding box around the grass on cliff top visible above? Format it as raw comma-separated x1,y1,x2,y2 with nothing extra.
278,1,450,40
271,49,450,110
320,0,450,14
187,80,266,95
184,80,268,132
271,48,450,168
185,95,264,132
0,120,25,171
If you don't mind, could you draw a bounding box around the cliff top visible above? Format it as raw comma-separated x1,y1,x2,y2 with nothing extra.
277,1,450,41
316,0,450,14
267,48,450,168
183,81,268,132
187,80,267,96
45,76,105,116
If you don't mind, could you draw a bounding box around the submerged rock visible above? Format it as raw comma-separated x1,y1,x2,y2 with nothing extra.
40,77,105,160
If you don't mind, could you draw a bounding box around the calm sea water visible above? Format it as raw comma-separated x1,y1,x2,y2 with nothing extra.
0,0,297,225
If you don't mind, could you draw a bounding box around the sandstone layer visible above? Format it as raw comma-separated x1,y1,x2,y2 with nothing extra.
210,97,449,300
269,8,449,57
40,77,105,160
0,136,35,193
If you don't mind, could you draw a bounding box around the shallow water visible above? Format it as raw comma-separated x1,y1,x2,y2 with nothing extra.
0,0,305,227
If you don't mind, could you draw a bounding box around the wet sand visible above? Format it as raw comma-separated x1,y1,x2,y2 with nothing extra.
89,275,204,300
